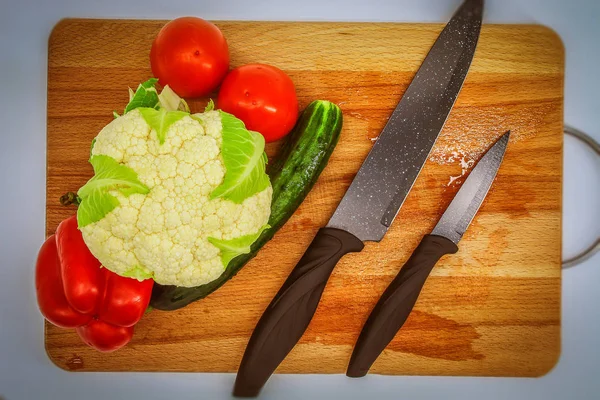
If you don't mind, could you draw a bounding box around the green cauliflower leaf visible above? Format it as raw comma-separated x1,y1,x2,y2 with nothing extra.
77,155,150,227
121,265,154,280
158,85,190,112
208,224,270,268
138,108,188,145
210,111,270,203
77,188,120,228
124,78,159,114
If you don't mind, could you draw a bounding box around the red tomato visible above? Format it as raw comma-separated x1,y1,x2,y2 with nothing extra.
150,17,229,98
217,64,299,142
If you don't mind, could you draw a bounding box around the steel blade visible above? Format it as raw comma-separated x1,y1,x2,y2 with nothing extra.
432,131,510,244
327,0,484,242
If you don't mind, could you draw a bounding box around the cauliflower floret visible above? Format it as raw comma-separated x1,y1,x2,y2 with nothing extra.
80,109,272,287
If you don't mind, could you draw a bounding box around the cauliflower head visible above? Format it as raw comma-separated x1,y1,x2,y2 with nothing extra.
76,81,272,287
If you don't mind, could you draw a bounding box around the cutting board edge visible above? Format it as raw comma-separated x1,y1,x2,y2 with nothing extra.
48,17,566,50
42,326,562,378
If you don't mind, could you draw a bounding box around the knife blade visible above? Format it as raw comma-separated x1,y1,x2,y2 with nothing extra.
234,1,484,396
328,0,484,241
346,131,510,378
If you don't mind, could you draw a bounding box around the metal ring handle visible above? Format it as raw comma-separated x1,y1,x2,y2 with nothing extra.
562,125,600,269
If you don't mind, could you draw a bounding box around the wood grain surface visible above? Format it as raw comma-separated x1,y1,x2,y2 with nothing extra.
45,19,563,376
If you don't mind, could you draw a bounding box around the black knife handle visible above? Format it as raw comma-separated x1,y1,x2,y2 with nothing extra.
346,234,458,378
234,227,364,397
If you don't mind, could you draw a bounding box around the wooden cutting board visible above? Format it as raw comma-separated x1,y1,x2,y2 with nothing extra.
45,19,563,376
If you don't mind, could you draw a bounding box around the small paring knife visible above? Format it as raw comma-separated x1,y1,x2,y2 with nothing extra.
234,0,484,396
347,130,510,378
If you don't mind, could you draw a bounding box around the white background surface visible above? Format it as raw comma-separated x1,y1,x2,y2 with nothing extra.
1,0,599,399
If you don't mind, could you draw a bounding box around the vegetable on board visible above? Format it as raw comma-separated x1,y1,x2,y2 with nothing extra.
218,64,299,143
78,79,272,288
150,17,230,98
36,215,153,352
151,100,343,310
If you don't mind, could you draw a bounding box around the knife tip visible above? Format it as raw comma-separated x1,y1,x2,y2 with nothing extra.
462,0,484,17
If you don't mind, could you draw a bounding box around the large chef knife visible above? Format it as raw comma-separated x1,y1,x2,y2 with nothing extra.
347,130,510,378
234,0,484,396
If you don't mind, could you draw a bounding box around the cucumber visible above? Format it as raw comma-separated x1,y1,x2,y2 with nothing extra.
150,100,343,310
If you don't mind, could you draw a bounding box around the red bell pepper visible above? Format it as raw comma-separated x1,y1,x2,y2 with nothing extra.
35,215,153,352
